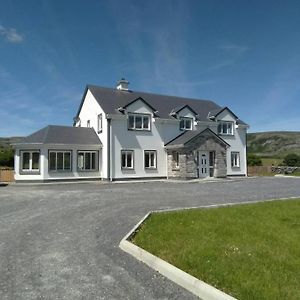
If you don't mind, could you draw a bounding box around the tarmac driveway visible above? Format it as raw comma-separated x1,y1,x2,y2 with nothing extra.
0,177,300,300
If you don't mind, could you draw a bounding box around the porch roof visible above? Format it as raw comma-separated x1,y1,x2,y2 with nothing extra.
164,128,230,149
12,125,102,146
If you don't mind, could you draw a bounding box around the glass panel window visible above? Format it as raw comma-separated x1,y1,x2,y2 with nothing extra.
144,150,156,169
97,114,102,133
218,121,234,135
49,151,72,172
32,153,40,170
57,152,64,170
22,152,30,170
121,150,134,169
179,117,193,131
231,152,240,167
77,151,98,171
128,114,151,130
128,115,135,129
172,151,179,168
21,151,40,172
64,152,71,170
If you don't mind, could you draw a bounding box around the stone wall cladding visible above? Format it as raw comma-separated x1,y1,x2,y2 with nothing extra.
166,130,227,179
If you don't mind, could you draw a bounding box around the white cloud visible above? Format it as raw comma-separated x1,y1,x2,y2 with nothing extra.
0,24,24,43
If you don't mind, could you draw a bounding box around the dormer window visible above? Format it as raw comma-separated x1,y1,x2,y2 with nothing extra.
179,117,193,131
128,113,150,131
218,121,233,135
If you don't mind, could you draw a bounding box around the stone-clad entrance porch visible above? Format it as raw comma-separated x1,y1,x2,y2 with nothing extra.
165,128,229,180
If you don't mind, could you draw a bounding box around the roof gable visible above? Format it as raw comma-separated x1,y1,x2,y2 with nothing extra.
165,128,230,149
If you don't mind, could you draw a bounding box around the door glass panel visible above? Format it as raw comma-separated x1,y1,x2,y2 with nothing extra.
49,152,56,170
32,152,40,170
22,152,30,170
64,152,71,170
57,152,63,170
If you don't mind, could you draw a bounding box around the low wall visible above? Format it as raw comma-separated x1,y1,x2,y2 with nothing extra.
247,166,300,176
0,168,14,182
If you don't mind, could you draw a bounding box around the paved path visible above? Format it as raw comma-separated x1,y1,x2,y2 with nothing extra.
0,177,300,300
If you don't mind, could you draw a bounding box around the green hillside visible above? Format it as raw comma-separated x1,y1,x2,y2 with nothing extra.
0,137,23,149
247,131,300,158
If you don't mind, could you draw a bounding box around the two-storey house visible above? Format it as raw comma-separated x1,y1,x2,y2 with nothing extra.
13,79,248,182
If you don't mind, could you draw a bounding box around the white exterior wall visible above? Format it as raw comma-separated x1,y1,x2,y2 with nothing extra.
216,110,247,176
77,90,108,178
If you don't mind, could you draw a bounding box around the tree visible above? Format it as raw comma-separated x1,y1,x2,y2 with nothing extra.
0,147,14,167
282,153,300,167
247,153,262,166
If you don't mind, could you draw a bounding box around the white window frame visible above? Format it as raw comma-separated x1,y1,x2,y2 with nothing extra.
49,150,72,172
97,114,103,133
20,150,40,172
179,117,193,131
121,150,134,169
218,121,234,135
77,151,98,171
128,113,151,131
231,152,240,168
144,150,157,169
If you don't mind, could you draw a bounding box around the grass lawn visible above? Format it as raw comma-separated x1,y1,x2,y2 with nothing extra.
132,200,300,300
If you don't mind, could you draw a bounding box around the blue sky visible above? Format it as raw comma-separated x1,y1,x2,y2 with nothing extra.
0,0,300,136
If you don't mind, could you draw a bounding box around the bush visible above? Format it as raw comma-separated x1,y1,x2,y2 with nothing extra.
282,153,300,167
0,147,14,167
247,153,262,166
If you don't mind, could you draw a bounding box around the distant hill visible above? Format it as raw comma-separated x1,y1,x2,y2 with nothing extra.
247,131,300,158
0,137,23,149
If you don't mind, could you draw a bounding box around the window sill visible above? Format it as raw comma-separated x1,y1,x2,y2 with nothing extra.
145,167,157,170
128,128,151,132
49,170,72,173
20,170,40,175
77,169,99,172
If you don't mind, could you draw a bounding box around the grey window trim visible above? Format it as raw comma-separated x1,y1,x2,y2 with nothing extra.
48,150,73,172
19,149,41,174
77,150,99,172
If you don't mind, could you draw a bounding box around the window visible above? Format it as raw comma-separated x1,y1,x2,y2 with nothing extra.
144,150,157,169
128,114,150,130
21,151,40,172
49,151,71,171
172,151,179,168
121,150,134,169
231,152,240,168
97,114,102,133
179,117,193,130
87,120,90,128
77,151,98,171
218,121,233,135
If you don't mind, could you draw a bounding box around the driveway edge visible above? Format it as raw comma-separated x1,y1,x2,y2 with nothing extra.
119,211,236,300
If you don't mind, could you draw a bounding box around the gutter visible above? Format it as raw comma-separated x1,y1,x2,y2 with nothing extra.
107,117,112,181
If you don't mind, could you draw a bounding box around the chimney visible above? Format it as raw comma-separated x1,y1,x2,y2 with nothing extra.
116,78,129,91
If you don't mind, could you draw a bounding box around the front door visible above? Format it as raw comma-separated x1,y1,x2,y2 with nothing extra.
198,151,209,178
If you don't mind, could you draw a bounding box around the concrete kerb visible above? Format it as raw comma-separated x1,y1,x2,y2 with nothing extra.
119,196,300,300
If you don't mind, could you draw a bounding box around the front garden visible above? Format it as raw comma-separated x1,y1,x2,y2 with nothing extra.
132,199,300,299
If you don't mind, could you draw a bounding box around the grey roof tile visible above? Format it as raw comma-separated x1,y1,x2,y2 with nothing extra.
14,125,101,145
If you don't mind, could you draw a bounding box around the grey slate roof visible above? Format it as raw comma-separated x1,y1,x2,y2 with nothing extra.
165,128,230,148
76,85,230,123
14,125,102,145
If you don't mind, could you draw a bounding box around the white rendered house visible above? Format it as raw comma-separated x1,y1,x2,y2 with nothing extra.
13,79,248,182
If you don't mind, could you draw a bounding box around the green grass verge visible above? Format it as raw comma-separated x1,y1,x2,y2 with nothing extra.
132,200,300,300
261,157,283,166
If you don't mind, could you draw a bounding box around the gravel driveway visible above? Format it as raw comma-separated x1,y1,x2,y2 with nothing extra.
0,177,300,300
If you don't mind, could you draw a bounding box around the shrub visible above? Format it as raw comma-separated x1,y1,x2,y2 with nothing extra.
247,153,262,166
0,147,14,167
282,153,300,167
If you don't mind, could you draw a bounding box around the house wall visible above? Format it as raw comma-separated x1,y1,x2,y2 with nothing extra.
216,110,247,176
77,90,108,178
